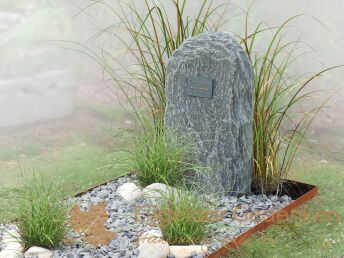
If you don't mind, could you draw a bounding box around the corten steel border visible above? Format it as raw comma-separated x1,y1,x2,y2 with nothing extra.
206,180,318,258
72,175,317,257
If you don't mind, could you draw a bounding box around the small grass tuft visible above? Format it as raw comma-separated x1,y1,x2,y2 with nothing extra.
132,127,196,187
16,179,69,249
159,188,213,245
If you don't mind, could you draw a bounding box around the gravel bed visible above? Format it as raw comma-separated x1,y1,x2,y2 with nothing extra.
0,175,293,258
54,175,292,257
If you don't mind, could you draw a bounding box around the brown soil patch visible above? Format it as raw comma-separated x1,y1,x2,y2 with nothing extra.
69,202,117,246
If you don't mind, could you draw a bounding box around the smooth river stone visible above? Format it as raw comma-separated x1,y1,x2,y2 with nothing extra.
164,31,254,195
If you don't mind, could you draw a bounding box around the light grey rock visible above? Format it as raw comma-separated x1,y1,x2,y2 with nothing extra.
279,195,291,203
116,183,142,202
80,192,91,202
108,252,117,258
90,196,100,204
109,236,130,250
24,247,52,258
118,249,126,256
210,243,220,251
138,241,169,258
239,196,252,204
165,31,254,195
0,250,23,258
138,230,163,244
1,227,21,244
108,200,122,212
142,183,176,202
97,190,109,199
270,195,278,202
229,196,238,204
0,227,23,258
169,245,208,258
79,252,92,258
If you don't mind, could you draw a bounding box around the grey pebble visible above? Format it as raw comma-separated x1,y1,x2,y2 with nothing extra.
90,196,100,204
98,190,109,198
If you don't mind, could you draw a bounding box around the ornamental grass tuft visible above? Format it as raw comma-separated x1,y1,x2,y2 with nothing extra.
240,14,341,193
132,125,197,187
159,188,213,245
16,179,69,249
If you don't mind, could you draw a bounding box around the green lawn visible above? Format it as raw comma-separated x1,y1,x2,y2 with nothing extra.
228,161,344,257
0,106,133,222
0,141,131,222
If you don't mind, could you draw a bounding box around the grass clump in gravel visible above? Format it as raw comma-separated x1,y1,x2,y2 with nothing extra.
133,127,196,187
159,188,213,245
16,179,69,249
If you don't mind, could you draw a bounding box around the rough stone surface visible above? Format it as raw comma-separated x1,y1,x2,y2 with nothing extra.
164,31,254,195
169,245,208,258
25,246,52,258
138,241,170,258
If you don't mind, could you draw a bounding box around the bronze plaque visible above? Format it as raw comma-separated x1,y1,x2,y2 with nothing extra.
186,77,214,98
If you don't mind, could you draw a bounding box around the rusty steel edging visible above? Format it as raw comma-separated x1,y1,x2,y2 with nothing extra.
206,181,318,258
